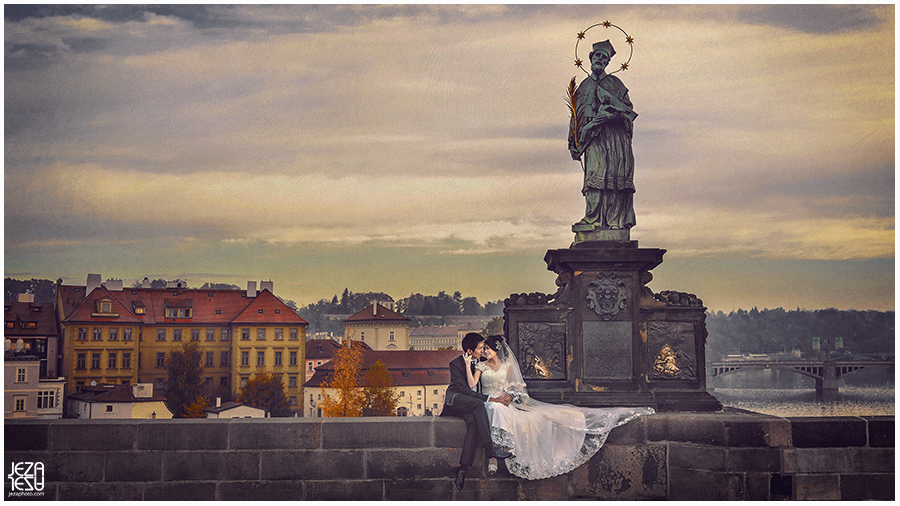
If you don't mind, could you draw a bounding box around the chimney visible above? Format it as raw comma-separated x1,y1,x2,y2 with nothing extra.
106,279,123,291
86,274,102,295
17,294,34,303
142,277,151,289
216,397,222,407
260,280,273,294
373,303,378,316
133,383,152,398
247,281,257,298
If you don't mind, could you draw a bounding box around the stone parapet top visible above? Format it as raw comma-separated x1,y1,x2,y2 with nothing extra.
5,412,894,501
5,410,893,452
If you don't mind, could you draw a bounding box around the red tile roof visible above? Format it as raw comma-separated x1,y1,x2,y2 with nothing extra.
67,383,167,403
344,303,410,323
62,286,144,325
303,349,458,388
4,301,59,337
232,289,308,324
58,284,307,326
305,339,343,360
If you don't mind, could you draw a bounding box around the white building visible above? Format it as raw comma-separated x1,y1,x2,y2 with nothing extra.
203,398,266,418
66,383,173,419
4,355,65,419
303,349,457,417
343,303,411,350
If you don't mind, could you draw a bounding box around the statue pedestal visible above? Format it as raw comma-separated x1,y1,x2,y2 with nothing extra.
504,240,722,412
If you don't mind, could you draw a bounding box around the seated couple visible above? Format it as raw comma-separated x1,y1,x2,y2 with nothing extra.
441,332,653,489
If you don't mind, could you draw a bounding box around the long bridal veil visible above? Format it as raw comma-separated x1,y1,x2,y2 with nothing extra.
494,338,653,439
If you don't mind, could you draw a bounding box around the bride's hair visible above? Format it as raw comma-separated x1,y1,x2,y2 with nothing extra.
484,335,507,361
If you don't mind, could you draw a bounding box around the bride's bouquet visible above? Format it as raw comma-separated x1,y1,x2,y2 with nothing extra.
502,382,530,404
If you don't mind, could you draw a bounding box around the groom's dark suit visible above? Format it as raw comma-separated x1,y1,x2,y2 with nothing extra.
441,355,492,467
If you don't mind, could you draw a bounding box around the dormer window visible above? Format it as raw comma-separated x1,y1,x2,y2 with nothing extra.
166,308,192,318
92,298,119,317
164,299,193,319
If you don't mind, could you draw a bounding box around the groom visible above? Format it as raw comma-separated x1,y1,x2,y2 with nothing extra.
441,332,512,490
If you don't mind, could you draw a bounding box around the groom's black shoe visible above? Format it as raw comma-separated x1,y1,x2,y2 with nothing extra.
485,443,513,460
454,467,466,490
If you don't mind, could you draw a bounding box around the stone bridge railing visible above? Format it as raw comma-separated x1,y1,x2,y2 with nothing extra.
4,410,894,500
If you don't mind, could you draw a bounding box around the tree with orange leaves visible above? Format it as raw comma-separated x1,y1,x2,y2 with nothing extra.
183,396,210,418
363,360,399,416
319,338,366,417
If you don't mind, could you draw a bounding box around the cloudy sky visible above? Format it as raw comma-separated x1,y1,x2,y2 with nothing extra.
4,5,894,313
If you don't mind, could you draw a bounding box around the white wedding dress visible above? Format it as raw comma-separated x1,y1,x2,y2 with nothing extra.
477,343,654,480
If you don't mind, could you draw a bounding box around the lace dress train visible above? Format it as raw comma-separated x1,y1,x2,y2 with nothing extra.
478,361,652,480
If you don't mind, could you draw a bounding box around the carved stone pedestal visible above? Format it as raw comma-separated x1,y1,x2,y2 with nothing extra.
504,240,722,412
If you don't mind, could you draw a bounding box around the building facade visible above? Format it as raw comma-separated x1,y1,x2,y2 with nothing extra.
306,339,348,382
65,383,173,419
5,295,61,378
343,303,411,350
56,276,309,415
4,355,66,419
303,349,456,417
203,399,266,418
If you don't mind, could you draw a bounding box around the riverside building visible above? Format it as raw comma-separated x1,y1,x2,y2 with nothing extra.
56,275,308,415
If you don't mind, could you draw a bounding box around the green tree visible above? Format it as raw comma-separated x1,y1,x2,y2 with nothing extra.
363,360,400,416
461,296,485,315
237,373,291,417
200,282,240,290
164,341,204,418
5,277,56,303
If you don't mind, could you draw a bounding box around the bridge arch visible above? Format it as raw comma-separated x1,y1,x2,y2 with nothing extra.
712,364,822,381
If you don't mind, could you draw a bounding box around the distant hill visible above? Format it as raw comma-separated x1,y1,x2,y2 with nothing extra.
706,308,894,360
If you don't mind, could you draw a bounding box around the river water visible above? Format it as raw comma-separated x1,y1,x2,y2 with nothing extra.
710,386,895,417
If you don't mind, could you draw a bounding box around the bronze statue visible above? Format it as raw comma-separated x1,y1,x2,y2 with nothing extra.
568,40,637,232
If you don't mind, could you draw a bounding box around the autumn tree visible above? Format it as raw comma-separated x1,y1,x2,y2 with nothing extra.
237,373,291,417
363,360,400,416
183,396,210,418
164,341,204,417
319,339,366,417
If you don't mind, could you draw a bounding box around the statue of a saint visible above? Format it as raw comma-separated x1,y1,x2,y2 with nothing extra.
568,40,637,232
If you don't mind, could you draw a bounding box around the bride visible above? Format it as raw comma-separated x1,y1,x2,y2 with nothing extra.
463,335,654,480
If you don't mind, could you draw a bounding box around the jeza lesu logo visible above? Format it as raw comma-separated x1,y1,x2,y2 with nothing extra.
8,462,44,497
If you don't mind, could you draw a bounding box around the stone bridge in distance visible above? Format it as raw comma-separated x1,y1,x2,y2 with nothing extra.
709,358,894,401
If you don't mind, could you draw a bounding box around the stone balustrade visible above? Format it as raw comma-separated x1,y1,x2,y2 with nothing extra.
4,409,894,500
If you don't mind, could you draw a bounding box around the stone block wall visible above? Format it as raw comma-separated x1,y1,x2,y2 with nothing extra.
4,410,894,500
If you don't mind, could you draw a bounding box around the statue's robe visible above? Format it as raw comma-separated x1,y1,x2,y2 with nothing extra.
568,71,637,230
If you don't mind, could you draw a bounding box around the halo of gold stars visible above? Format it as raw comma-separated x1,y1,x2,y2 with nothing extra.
573,21,634,76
